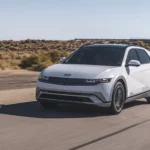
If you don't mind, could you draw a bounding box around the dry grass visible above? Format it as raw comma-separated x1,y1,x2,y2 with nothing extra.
0,50,69,71
0,39,150,71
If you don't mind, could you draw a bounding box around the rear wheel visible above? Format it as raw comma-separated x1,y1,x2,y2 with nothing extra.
110,82,125,114
39,101,58,109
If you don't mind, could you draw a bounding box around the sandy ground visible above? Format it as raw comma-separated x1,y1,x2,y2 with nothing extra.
1,70,150,150
0,88,35,105
0,70,37,104
0,69,39,90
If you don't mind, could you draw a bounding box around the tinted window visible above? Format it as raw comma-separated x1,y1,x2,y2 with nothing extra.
64,46,126,66
126,49,139,64
136,49,150,64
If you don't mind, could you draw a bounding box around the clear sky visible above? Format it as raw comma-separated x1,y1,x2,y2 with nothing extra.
0,0,150,40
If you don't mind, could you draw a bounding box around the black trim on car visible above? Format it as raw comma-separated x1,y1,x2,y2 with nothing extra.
36,88,108,103
39,93,93,103
39,77,100,86
126,90,150,103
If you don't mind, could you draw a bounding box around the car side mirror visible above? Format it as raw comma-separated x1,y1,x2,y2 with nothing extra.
126,60,141,67
60,57,66,63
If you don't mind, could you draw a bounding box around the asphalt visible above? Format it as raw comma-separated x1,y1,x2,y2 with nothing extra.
1,72,150,150
0,71,38,90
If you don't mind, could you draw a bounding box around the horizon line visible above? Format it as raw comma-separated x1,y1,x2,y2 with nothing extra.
1,38,150,41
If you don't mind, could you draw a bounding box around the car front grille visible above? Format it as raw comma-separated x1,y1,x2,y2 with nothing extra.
39,93,93,103
39,77,87,85
49,77,85,85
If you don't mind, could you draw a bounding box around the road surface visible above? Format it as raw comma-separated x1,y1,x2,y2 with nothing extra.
0,70,38,90
1,71,150,150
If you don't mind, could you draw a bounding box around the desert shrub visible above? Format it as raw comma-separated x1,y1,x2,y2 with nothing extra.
2,39,150,71
15,55,22,60
9,52,16,59
49,50,61,63
48,50,69,63
1,39,150,54
20,54,52,69
19,50,69,70
20,55,39,68
0,53,3,59
0,60,9,70
2,55,10,60
31,62,52,71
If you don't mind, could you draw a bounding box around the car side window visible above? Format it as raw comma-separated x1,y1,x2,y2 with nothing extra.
136,49,150,64
126,49,139,64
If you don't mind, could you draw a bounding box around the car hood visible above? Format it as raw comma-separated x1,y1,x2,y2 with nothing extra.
44,64,121,79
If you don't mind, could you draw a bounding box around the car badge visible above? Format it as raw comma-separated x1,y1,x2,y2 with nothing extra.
64,74,71,77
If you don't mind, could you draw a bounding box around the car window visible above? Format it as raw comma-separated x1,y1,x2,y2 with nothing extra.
136,49,150,64
64,46,126,66
126,49,139,64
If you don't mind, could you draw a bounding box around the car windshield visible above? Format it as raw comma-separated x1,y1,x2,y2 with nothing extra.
64,46,126,66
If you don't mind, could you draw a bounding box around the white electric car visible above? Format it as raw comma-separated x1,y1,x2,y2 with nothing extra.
36,44,150,114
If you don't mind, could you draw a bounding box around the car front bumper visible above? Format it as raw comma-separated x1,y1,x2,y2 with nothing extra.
36,87,111,108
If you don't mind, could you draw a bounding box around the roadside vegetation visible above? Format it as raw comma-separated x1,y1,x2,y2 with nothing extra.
0,50,69,71
0,39,150,71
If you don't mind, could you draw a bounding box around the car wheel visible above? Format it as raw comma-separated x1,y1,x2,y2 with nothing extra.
110,82,125,114
146,97,150,103
39,101,58,109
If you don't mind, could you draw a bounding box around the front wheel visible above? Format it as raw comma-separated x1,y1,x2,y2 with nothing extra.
39,101,58,109
110,82,125,115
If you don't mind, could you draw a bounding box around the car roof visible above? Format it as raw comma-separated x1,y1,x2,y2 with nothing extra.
83,44,145,49
83,44,128,48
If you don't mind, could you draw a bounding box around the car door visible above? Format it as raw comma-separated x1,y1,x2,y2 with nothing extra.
136,48,150,92
126,49,145,97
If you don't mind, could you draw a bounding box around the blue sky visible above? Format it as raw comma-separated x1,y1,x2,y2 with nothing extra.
0,0,150,40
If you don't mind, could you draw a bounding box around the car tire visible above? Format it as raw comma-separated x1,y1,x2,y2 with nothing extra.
39,101,58,109
146,97,150,103
110,82,125,115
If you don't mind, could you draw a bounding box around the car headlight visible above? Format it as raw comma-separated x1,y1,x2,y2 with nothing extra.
39,70,49,80
85,78,112,84
39,70,44,79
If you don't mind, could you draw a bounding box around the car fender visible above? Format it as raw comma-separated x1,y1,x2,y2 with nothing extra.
109,76,128,102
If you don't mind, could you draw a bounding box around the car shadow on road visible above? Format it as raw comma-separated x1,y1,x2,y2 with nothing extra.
0,100,148,118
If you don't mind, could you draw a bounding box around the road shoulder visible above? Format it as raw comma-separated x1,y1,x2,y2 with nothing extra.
0,88,35,105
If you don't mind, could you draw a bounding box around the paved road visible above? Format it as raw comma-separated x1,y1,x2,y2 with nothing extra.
1,96,150,150
0,71,38,90
1,72,150,150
